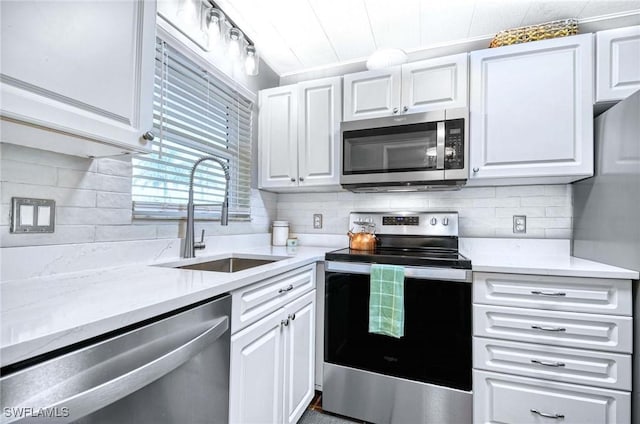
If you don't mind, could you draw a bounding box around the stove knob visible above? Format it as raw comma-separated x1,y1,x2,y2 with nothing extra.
442,217,449,226
430,217,437,226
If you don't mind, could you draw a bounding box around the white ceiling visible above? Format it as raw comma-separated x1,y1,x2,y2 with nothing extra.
213,0,640,76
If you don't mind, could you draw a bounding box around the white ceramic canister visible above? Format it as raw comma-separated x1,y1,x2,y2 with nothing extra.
272,220,289,246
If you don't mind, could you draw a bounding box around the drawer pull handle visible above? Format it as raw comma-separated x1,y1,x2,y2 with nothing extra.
278,284,294,294
531,290,567,297
531,359,566,367
531,325,566,332
530,409,565,420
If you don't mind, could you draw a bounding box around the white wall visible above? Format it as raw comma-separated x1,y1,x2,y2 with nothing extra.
0,144,277,247
277,185,573,238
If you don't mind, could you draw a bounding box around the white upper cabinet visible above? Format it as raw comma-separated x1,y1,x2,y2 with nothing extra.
259,77,341,191
259,85,299,189
401,53,468,114
0,0,156,157
469,35,594,185
343,68,401,120
343,53,468,121
596,25,640,103
297,78,342,188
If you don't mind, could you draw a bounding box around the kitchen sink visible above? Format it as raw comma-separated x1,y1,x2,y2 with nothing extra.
157,254,286,273
178,257,279,273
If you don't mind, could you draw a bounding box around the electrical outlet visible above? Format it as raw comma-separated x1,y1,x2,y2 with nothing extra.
313,214,323,229
513,215,526,234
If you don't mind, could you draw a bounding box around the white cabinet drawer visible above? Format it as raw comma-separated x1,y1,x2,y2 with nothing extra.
231,265,315,333
474,304,632,353
473,272,632,316
473,370,630,424
474,337,632,390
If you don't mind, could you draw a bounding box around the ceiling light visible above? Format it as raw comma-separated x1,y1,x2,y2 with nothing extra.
366,48,408,70
205,8,226,50
245,45,259,76
228,28,245,59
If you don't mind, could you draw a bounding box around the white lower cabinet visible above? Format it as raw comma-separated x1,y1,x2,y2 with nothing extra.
230,307,284,424
474,337,632,390
472,272,633,424
474,370,630,424
229,289,316,424
474,304,632,353
283,291,316,424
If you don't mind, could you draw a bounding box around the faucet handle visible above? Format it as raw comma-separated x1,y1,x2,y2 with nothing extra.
194,229,206,250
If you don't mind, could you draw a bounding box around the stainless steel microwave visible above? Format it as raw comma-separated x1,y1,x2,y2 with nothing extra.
340,108,468,192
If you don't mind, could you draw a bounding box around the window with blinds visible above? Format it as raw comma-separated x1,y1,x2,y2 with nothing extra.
132,39,253,220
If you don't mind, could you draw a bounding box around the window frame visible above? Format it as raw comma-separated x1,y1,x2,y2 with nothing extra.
131,27,255,222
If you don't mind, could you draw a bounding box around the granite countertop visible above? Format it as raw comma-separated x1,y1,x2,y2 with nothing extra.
1,240,638,368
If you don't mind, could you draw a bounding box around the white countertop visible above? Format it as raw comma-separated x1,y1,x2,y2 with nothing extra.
1,238,637,368
459,238,639,279
0,245,334,368
470,254,639,279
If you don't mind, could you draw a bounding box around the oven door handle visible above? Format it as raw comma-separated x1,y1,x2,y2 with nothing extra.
325,261,472,282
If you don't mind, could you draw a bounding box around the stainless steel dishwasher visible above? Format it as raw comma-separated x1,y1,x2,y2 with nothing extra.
0,294,231,424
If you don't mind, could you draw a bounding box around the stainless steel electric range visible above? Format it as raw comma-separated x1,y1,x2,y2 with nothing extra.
323,211,472,424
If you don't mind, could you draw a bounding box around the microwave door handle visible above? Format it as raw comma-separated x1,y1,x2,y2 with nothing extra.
436,121,445,170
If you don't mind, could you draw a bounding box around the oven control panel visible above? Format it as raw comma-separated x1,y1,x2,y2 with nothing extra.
351,212,459,236
382,216,420,226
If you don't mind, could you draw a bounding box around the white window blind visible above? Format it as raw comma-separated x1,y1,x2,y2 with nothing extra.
132,39,253,220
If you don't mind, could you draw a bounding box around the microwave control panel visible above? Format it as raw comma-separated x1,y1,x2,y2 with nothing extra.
445,119,465,170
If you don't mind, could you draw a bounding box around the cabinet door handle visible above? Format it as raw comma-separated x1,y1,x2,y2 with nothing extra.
288,313,296,321
402,106,408,113
531,359,566,367
281,318,289,327
299,177,304,182
290,178,296,182
392,108,399,114
278,284,294,294
531,290,566,297
472,167,479,173
142,131,155,141
530,409,565,420
531,325,566,332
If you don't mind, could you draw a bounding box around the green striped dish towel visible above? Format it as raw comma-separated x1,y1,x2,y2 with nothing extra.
369,264,405,338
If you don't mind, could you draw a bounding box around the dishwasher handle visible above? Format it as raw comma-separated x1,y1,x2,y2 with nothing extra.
10,316,229,424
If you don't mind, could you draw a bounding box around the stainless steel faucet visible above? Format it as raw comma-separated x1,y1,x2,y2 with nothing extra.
182,156,230,259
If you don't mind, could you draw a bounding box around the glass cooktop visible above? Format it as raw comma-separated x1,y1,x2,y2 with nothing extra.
325,246,472,269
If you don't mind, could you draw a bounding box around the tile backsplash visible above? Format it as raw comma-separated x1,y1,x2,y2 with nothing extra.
277,185,573,239
1,143,573,248
0,144,277,247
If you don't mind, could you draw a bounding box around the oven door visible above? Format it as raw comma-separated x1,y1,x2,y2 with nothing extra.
324,261,472,391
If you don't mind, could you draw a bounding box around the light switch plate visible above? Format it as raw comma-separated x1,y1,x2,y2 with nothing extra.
10,197,56,233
